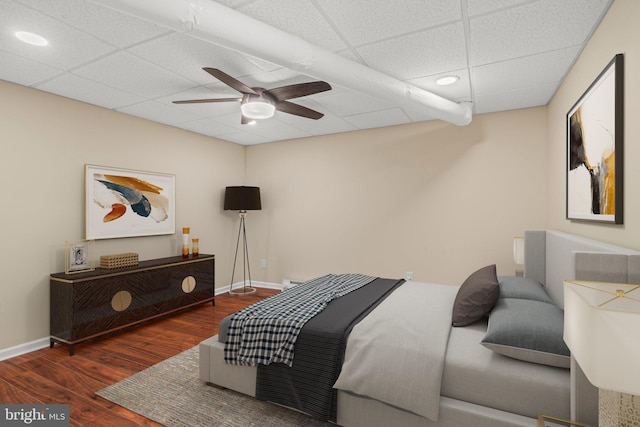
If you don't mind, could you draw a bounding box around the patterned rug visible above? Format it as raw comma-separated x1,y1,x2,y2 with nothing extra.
96,346,332,427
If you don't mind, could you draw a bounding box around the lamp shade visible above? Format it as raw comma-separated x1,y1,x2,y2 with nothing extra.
224,186,261,211
563,280,640,396
513,237,525,265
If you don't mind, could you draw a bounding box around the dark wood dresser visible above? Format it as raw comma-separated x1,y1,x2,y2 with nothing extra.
50,254,214,355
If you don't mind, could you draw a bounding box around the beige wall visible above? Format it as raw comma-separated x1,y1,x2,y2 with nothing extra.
0,80,245,351
547,0,640,248
246,108,548,286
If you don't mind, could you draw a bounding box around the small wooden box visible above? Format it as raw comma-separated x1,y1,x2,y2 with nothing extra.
100,253,139,269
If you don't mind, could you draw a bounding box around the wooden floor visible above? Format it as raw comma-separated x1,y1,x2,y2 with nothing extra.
0,288,278,427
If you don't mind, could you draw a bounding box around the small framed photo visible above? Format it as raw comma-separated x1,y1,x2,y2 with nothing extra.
65,240,95,274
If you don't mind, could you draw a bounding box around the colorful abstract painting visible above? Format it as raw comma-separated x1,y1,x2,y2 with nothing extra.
567,54,623,224
85,165,175,239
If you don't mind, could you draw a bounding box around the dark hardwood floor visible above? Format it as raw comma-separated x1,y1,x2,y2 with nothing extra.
0,288,278,427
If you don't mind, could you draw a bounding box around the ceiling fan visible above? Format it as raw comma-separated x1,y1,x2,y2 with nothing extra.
173,68,332,124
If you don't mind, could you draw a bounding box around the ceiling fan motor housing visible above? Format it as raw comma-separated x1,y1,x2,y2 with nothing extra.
241,90,276,119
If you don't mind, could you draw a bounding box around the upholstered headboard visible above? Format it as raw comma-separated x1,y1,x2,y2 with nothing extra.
524,230,640,308
522,229,640,425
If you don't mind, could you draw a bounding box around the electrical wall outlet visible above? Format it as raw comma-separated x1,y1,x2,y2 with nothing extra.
261,259,268,269
405,271,414,281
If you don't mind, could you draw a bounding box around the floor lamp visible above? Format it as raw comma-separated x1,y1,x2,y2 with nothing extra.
224,186,261,295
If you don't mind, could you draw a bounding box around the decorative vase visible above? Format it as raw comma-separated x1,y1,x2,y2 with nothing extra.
191,238,199,257
182,227,190,258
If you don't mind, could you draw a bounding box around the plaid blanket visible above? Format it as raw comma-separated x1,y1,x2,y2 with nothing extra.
224,273,375,367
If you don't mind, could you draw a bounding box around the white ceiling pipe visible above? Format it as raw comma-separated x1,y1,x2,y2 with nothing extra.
89,0,472,126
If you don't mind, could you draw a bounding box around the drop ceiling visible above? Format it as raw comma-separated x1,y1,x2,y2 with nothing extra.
1,0,613,145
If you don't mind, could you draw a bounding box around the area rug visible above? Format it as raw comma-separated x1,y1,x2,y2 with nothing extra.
96,346,332,427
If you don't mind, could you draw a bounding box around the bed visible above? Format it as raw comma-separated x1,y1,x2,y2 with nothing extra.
199,230,640,426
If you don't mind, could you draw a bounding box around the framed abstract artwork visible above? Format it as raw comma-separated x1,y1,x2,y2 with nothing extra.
85,164,176,239
566,53,624,224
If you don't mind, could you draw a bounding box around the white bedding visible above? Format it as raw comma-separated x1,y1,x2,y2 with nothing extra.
333,281,458,421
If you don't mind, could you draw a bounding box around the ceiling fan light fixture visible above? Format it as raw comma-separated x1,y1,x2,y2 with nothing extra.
436,75,459,86
240,101,276,120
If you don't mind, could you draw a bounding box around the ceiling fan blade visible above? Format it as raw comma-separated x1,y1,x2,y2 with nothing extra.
173,97,242,104
267,81,332,101
276,100,324,120
203,68,257,95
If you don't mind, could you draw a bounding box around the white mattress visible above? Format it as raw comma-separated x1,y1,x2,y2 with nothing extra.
441,319,570,419
202,318,570,421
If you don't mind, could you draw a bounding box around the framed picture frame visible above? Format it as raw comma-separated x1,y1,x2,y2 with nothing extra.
65,240,94,274
85,164,176,239
566,53,624,224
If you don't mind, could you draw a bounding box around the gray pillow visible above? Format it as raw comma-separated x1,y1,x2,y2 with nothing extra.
497,276,554,304
481,298,570,368
452,265,500,327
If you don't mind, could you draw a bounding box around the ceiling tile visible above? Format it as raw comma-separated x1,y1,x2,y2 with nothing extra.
474,83,558,114
314,0,461,46
473,47,581,96
314,90,396,117
0,49,62,85
220,131,271,146
344,107,411,130
358,22,467,80
127,32,268,86
470,0,612,66
276,109,358,136
236,0,348,52
243,121,314,142
117,100,202,125
466,0,536,17
1,0,115,69
37,73,144,108
15,0,169,48
72,51,195,98
174,118,240,138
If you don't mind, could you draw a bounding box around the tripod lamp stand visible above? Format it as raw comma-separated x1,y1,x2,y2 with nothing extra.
224,186,261,295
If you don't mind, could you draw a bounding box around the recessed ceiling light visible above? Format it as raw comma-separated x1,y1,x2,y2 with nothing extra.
15,31,49,46
436,75,459,86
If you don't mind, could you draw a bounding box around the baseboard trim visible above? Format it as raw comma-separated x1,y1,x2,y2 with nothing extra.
0,337,50,362
1,282,281,361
